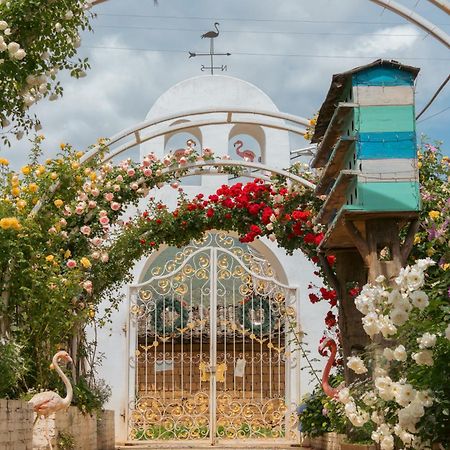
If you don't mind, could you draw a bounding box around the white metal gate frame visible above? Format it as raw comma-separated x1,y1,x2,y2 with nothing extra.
126,242,301,445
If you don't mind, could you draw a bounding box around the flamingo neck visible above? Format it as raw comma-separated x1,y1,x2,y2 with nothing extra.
235,141,243,151
321,341,338,398
215,24,219,32
52,354,73,407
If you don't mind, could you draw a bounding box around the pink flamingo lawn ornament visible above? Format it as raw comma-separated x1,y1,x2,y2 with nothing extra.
233,140,256,162
319,337,342,398
29,351,73,450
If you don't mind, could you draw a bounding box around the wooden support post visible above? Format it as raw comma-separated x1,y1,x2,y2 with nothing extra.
401,218,420,265
334,250,368,385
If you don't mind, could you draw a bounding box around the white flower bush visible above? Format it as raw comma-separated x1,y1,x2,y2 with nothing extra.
338,259,450,449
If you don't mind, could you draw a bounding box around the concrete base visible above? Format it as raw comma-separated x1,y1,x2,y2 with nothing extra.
116,440,304,449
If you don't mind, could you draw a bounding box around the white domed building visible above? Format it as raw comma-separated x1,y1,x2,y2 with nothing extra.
95,75,329,446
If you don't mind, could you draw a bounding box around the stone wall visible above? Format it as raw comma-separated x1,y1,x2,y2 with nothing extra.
0,399,114,450
0,399,34,450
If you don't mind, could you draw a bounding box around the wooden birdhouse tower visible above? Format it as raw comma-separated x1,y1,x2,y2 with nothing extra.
311,60,421,381
312,59,421,283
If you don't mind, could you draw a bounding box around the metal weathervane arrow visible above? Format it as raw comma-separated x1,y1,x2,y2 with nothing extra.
188,22,231,75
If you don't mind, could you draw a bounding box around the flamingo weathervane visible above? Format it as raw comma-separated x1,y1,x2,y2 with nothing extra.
189,22,231,75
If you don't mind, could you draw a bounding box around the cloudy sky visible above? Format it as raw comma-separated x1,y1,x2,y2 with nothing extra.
8,0,450,166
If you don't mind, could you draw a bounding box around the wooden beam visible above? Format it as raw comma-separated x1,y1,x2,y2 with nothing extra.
344,220,370,265
401,218,420,265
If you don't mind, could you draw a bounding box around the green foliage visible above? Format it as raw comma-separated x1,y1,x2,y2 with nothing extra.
0,335,27,397
0,1,94,144
57,431,75,450
72,377,111,415
297,376,346,437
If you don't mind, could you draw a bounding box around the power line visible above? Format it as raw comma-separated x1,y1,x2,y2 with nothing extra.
83,45,450,61
416,74,450,119
417,106,450,123
94,24,424,38
96,12,450,27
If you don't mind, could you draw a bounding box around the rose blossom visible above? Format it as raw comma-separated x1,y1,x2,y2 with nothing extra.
90,237,102,246
412,350,433,366
101,253,109,263
82,280,93,294
113,184,121,192
99,210,108,217
347,356,368,374
66,259,77,268
91,188,100,197
92,251,100,260
99,216,110,225
393,344,407,361
111,202,121,211
143,168,152,177
104,192,114,201
80,225,91,235
130,182,139,190
409,290,429,310
88,200,97,209
417,333,436,349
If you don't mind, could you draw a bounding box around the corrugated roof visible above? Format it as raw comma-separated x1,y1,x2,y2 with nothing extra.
311,59,420,143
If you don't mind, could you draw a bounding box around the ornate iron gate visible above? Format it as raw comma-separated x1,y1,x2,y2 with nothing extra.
127,233,300,445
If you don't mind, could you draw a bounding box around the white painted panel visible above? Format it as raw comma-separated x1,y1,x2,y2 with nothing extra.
357,158,418,182
353,86,414,106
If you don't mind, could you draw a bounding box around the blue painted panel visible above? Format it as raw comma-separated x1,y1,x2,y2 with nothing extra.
352,67,414,86
357,132,417,159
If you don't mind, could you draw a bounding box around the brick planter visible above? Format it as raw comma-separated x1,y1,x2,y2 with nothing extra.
310,432,346,450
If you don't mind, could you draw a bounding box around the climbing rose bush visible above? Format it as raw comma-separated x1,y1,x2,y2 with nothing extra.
339,259,450,449
0,1,94,144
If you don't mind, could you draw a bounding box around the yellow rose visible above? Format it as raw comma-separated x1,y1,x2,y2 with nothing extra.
427,248,435,256
28,183,38,193
80,257,91,269
0,158,9,166
50,172,58,180
442,263,450,271
45,159,52,165
429,210,440,220
71,161,80,170
0,217,21,230
88,309,95,318
45,255,55,262
60,143,66,150
84,168,91,175
89,172,97,181
54,199,64,208
413,235,421,245
17,199,26,209
35,165,46,176
75,151,84,159
11,186,20,197
21,166,31,175
64,249,72,258
417,162,422,169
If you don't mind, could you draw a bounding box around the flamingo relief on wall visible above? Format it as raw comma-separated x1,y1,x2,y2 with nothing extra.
173,139,196,159
233,140,257,162
29,351,73,450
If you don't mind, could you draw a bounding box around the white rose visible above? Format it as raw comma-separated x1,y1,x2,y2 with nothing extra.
393,344,407,361
55,23,62,32
388,289,402,305
347,356,368,374
0,20,8,30
362,312,381,338
380,434,394,450
416,389,433,407
266,223,273,231
0,40,6,52
390,308,409,326
415,258,435,270
379,315,397,338
417,332,436,349
383,347,394,361
406,268,424,290
410,290,429,310
412,350,433,366
395,383,416,407
7,41,20,55
13,49,26,60
362,390,377,406
337,387,351,404
64,10,74,20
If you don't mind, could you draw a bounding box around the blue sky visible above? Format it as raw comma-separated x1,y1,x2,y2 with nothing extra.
7,0,450,166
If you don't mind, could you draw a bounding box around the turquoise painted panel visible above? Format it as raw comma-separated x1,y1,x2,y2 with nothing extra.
358,132,416,159
357,181,420,211
355,106,415,133
352,67,414,86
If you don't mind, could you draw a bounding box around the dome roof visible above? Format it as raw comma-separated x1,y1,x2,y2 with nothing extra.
146,75,280,120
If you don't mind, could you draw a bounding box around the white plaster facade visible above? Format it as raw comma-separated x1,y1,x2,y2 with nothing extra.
94,75,328,443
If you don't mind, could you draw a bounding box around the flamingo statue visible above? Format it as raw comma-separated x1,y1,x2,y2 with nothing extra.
319,338,342,398
201,22,220,39
233,140,256,162
29,351,73,450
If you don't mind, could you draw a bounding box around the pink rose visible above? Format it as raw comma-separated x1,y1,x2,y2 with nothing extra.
80,225,91,236
127,168,136,177
90,237,102,246
66,259,77,268
163,157,171,166
130,182,139,190
155,169,162,176
113,184,120,192
59,218,67,227
143,168,152,177
116,175,123,182
88,200,97,209
111,202,121,211
142,158,150,167
48,227,57,234
82,280,93,294
104,192,114,202
78,192,88,201
63,206,72,216
99,216,109,225
91,188,100,197
179,157,187,165
99,210,108,217
170,182,179,189
92,251,100,260
101,253,109,263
